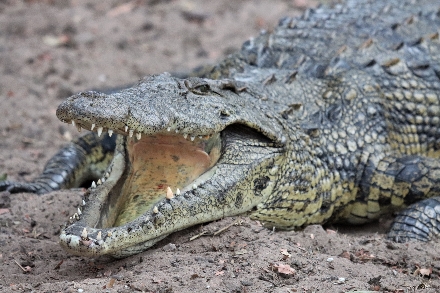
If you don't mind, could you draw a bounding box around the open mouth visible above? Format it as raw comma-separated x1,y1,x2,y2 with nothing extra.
114,132,221,227
59,116,226,251
66,117,224,227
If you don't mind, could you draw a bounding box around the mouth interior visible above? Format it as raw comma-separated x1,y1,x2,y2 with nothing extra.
113,133,221,226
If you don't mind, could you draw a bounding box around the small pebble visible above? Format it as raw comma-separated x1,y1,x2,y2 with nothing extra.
327,257,334,262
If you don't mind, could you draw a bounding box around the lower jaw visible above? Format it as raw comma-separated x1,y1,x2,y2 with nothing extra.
59,125,277,257
58,136,221,257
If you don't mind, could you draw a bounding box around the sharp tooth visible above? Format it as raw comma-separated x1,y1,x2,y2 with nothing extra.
96,231,102,241
77,207,82,215
183,134,188,139
153,206,159,214
91,181,96,188
101,177,105,183
105,172,110,178
82,200,86,206
108,129,113,137
192,184,197,189
71,120,76,127
107,231,112,237
97,127,103,137
175,129,179,133
129,129,134,137
136,132,141,140
190,136,195,141
166,187,174,199
125,125,128,132
176,188,181,196
167,127,171,132
81,228,88,239
97,179,102,185
91,123,95,130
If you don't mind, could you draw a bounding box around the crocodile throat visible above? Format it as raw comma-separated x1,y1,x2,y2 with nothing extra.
115,134,221,226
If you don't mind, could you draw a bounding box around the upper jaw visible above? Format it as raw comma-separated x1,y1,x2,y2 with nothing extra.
56,73,234,141
56,73,286,145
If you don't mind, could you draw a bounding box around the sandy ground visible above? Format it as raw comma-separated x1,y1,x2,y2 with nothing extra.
1,1,440,292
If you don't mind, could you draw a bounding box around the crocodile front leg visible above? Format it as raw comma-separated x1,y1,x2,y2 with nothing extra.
0,132,116,194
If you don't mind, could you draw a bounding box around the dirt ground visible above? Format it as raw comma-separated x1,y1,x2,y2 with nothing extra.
1,0,440,292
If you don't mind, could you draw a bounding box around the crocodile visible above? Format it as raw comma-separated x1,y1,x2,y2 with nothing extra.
2,0,440,258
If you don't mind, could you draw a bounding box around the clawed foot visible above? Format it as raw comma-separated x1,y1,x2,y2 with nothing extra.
387,197,440,242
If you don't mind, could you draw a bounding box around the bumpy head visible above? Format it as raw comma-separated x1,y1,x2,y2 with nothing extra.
57,73,284,141
56,73,286,257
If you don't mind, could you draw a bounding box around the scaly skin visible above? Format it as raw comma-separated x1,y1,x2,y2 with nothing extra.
2,0,440,257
